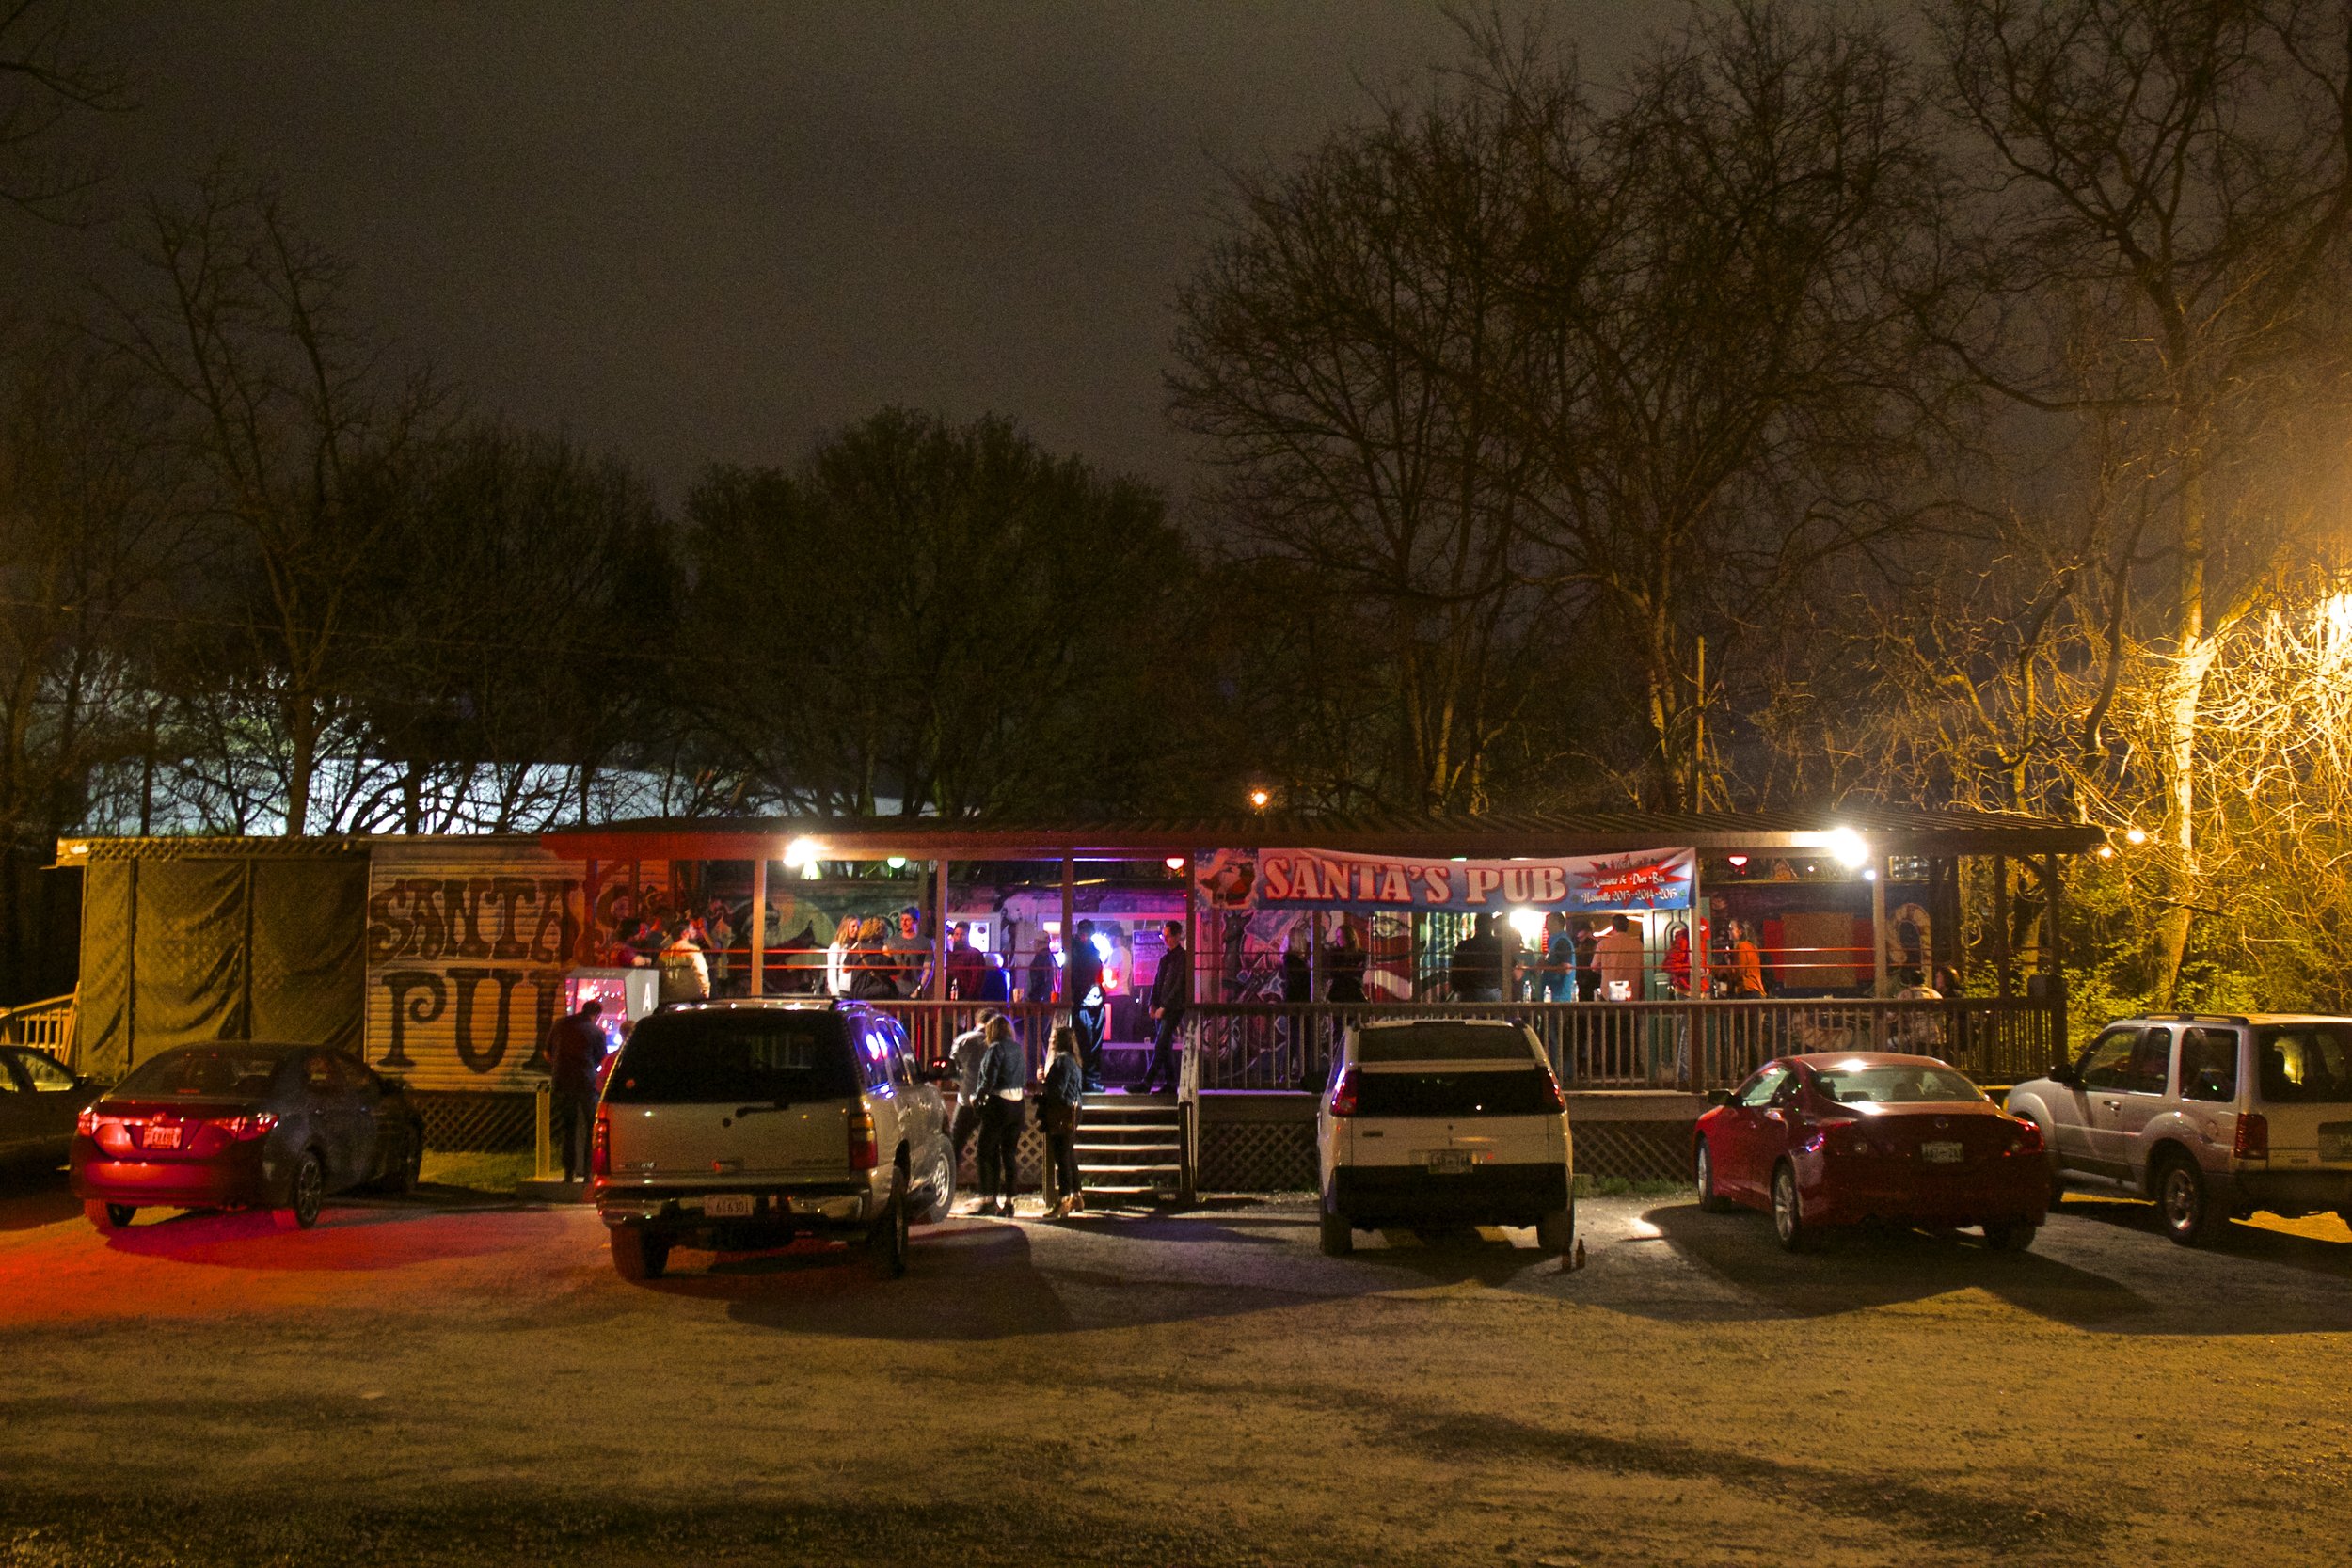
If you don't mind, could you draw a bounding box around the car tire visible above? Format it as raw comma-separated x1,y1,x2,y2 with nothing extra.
274,1151,325,1230
378,1132,422,1196
1982,1220,2037,1252
1694,1139,1733,1212
1536,1201,1575,1256
1771,1162,1815,1253
84,1200,135,1232
870,1174,910,1279
916,1140,956,1224
1319,1209,1353,1257
611,1227,670,1281
2155,1153,2223,1246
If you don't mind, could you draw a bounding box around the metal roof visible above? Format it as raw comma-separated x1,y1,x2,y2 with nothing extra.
538,803,2101,862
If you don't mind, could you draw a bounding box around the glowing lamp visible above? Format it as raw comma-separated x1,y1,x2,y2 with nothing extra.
885,856,906,869
1506,907,1545,946
2098,845,2115,859
1726,854,1750,870
1823,826,1870,870
1165,857,1186,872
1248,788,1271,810
2124,826,2147,846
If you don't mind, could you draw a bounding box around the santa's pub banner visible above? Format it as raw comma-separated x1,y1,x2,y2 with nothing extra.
1197,847,1693,915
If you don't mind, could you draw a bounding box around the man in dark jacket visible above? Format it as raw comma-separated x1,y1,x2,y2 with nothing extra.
1134,920,1189,1094
544,1000,606,1181
1067,919,1107,1093
1450,913,1505,1002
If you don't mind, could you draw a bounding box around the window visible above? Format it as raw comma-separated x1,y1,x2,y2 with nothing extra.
11,1051,77,1092
2078,1029,2139,1091
116,1050,287,1098
2253,1026,2352,1106
1737,1066,1791,1107
2176,1029,2239,1103
1810,1063,1983,1104
1359,1022,1539,1064
2121,1028,2172,1096
605,1011,857,1105
1350,1067,1557,1117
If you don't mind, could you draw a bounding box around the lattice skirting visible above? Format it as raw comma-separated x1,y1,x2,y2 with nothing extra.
413,1091,533,1153
955,1127,1047,1188
1200,1120,1317,1193
1573,1121,1697,1184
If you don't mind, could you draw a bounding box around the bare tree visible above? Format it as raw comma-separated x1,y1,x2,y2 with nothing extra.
0,0,124,220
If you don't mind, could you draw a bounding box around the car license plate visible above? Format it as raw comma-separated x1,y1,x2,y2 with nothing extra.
2319,1123,2352,1163
1426,1150,1472,1175
1921,1142,1964,1164
143,1123,180,1149
704,1194,755,1218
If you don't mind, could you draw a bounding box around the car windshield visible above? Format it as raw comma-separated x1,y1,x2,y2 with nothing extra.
605,1009,857,1104
115,1049,285,1100
1811,1063,1982,1104
2253,1025,2352,1104
1353,1067,1556,1117
1357,1022,1534,1064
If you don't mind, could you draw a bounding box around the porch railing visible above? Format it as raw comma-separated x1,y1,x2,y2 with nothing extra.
2,991,75,1068
866,995,2061,1097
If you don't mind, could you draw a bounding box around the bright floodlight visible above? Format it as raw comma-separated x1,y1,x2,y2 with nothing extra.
1165,856,1186,872
2124,826,2148,846
1507,906,1545,946
1824,826,1869,869
1248,787,1271,810
782,836,821,869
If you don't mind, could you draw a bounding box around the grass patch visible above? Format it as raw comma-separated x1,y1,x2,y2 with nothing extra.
420,1150,535,1195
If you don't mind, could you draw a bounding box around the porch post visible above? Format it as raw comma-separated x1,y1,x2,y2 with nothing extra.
2044,851,2068,1050
1060,853,1076,1002
1870,852,1890,997
748,857,767,997
1992,854,2013,1001
930,859,949,1001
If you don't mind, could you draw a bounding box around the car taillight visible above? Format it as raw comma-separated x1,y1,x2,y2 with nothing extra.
591,1107,612,1177
1538,1071,1565,1114
1328,1068,1359,1117
848,1106,880,1170
215,1113,278,1141
76,1107,98,1137
2233,1112,2269,1161
2005,1117,2044,1156
1816,1119,1870,1156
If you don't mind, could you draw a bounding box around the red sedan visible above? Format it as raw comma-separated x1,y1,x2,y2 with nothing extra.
1693,1053,2049,1252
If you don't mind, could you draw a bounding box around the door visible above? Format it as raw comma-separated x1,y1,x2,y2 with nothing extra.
1716,1064,1792,1197
330,1053,389,1183
302,1053,371,1188
2,1049,86,1158
2088,1028,2171,1183
2056,1028,2137,1178
0,1053,29,1158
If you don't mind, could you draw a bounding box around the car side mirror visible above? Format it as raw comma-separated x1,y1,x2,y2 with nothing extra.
1706,1088,1735,1108
2047,1062,2078,1088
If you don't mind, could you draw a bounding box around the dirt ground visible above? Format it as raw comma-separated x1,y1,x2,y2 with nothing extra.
0,1164,2344,1568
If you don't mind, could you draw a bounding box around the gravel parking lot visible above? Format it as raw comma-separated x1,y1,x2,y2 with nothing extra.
0,1169,2344,1568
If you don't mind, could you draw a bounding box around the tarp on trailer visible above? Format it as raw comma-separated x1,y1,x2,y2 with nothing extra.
72,844,367,1080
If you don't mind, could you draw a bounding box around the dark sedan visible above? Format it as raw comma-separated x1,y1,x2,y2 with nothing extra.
1693,1053,2050,1252
0,1046,103,1168
72,1043,425,1231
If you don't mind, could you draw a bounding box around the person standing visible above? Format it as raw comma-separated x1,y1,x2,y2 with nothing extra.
543,1000,606,1182
1537,912,1576,1003
1040,1024,1087,1217
944,923,988,1002
1594,914,1645,1077
1067,919,1107,1093
972,1015,1026,1217
886,906,930,997
704,899,736,995
1136,920,1190,1094
1449,913,1504,1002
1727,920,1767,998
1325,919,1368,1003
947,1013,994,1184
1573,920,1601,1001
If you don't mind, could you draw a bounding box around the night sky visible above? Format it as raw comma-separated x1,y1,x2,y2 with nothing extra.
20,2,1681,503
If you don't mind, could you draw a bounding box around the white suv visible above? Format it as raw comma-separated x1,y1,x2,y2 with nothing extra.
1316,1018,1575,1257
592,1001,955,1280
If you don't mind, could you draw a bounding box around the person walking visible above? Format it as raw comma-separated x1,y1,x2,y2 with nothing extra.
1449,912,1504,1002
1135,920,1189,1094
1067,919,1107,1093
972,1015,1026,1217
947,1013,995,1186
543,1000,606,1182
1040,1024,1087,1217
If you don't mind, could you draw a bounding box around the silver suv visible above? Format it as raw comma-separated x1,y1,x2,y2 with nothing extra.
591,1000,955,1280
2006,1014,2352,1244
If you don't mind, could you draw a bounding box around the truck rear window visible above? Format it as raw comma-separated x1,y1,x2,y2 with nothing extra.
1354,1068,1556,1117
2254,1026,2352,1105
605,1010,857,1105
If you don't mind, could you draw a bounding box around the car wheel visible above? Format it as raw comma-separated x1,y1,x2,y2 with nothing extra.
1535,1201,1576,1256
378,1131,422,1196
1771,1162,1814,1253
1982,1220,2037,1252
870,1174,910,1279
916,1140,956,1224
2156,1154,2222,1246
1694,1139,1732,1212
611,1227,670,1281
84,1200,135,1232
1319,1209,1354,1257
274,1151,325,1230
